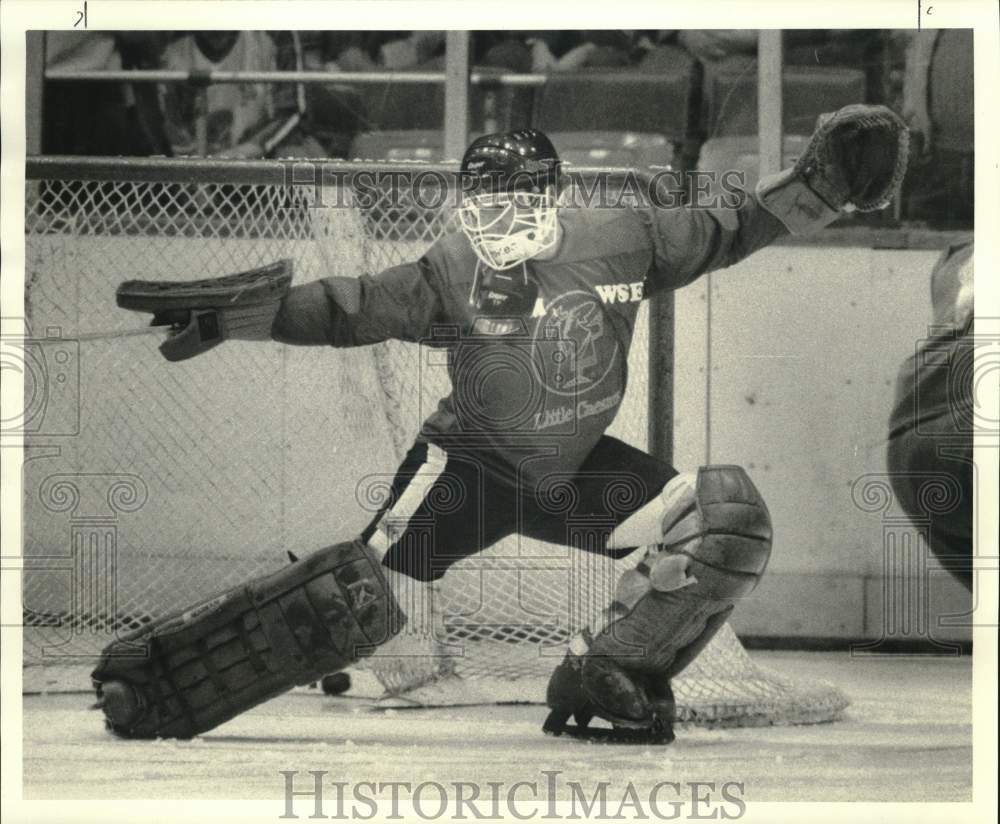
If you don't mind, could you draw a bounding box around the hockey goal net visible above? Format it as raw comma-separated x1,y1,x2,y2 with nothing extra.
20,156,848,726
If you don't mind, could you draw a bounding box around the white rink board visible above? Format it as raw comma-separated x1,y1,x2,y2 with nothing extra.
669,244,972,642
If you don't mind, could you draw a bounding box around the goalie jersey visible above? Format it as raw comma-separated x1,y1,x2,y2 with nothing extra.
274,196,785,485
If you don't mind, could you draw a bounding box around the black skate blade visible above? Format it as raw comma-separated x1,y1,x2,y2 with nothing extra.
546,723,675,745
542,709,571,735
543,709,675,745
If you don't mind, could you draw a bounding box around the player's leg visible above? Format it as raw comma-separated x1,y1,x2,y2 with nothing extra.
887,404,973,590
92,536,403,739
886,332,975,591
522,435,682,567
91,442,511,738
523,436,679,738
357,444,518,693
526,438,772,742
886,241,974,590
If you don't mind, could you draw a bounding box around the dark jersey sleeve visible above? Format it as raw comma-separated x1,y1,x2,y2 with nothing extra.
639,190,787,295
272,256,447,347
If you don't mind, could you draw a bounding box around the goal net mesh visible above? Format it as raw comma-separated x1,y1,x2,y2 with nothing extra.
21,158,848,727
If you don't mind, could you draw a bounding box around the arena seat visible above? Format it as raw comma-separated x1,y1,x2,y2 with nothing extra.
363,80,444,131
702,60,867,137
361,69,534,134
304,85,367,158
349,130,450,162
533,67,697,139
694,134,811,199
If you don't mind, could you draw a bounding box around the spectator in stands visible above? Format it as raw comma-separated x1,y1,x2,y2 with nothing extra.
473,31,650,73
677,29,877,68
303,32,377,72
156,31,324,159
43,31,167,156
283,33,364,158
380,31,446,69
887,237,974,590
630,30,695,73
270,31,362,158
900,30,973,226
473,32,533,73
116,32,175,156
311,31,445,72
525,31,633,71
676,30,758,66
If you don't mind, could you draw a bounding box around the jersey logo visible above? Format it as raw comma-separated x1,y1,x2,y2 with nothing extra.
537,293,618,394
594,281,644,305
549,302,603,390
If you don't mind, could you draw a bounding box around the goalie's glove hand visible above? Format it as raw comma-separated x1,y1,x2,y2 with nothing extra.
116,260,292,361
757,104,910,235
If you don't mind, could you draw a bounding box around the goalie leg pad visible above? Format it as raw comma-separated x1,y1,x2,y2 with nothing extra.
116,259,293,361
91,539,402,739
567,466,772,729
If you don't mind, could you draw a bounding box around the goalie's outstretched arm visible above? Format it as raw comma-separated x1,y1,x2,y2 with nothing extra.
642,103,908,295
117,254,447,361
641,187,787,295
273,257,446,347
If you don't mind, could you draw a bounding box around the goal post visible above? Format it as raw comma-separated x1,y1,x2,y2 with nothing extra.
20,155,848,726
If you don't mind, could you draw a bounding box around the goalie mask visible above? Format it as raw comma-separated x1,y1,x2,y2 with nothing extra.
459,130,561,293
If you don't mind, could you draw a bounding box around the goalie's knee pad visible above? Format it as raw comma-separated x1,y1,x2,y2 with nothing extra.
574,466,771,725
91,539,402,739
609,464,772,598
656,464,772,601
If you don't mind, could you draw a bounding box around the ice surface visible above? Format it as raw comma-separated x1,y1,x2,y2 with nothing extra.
22,652,972,802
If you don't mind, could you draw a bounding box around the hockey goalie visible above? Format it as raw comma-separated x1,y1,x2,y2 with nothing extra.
94,105,908,743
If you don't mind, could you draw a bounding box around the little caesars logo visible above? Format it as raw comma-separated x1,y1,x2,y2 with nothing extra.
532,389,623,431
529,289,625,431
533,291,621,395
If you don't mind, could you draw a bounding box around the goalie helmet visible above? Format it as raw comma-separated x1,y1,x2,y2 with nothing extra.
458,129,561,273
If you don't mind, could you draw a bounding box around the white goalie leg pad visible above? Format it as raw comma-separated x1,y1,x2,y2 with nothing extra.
570,465,771,660
552,467,771,730
567,471,700,655
567,545,698,656
608,471,697,552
